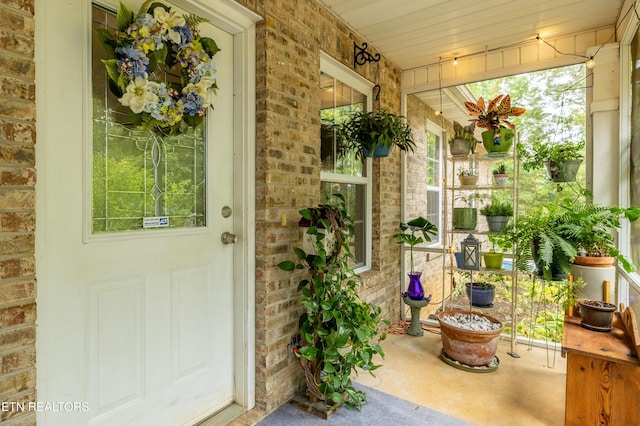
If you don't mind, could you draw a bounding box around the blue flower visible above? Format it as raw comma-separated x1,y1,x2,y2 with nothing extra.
117,46,150,78
175,25,194,46
182,91,205,116
135,12,156,28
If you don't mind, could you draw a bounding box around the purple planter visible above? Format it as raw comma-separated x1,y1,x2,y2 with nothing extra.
407,272,424,300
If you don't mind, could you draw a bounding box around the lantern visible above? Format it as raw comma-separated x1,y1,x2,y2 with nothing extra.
461,234,481,270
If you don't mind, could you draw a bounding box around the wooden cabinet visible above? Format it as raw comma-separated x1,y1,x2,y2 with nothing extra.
562,315,640,425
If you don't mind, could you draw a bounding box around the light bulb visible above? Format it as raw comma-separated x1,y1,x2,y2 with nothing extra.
453,57,458,65
586,57,595,69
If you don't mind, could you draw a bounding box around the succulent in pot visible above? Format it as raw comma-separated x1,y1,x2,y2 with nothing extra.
448,121,478,156
457,167,478,186
492,161,509,185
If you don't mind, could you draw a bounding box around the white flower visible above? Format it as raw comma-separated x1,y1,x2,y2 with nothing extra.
120,77,160,114
154,7,186,45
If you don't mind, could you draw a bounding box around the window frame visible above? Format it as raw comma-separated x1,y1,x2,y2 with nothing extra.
320,52,373,273
425,120,444,246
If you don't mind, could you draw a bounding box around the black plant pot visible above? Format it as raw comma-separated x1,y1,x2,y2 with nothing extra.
531,238,567,281
578,299,616,331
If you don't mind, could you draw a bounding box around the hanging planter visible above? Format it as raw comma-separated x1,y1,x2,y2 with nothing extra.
331,109,415,160
543,159,583,182
518,140,585,181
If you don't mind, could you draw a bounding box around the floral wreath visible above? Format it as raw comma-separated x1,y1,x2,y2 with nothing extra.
97,1,219,136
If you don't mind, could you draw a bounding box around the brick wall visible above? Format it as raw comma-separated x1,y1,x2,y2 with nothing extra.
236,0,405,412
0,0,37,424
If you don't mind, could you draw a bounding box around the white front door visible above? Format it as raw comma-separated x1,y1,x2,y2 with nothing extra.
36,1,256,424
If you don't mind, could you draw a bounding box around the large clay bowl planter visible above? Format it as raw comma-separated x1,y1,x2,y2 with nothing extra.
573,255,615,268
437,310,504,366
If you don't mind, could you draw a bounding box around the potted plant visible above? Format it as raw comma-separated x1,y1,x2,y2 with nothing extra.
464,280,496,307
480,199,513,232
464,94,526,155
563,203,640,271
333,109,416,159
578,299,617,331
515,200,640,281
453,193,484,230
482,235,510,269
278,194,388,408
437,309,503,368
514,202,578,281
457,166,478,186
394,216,438,300
448,121,478,156
518,139,585,182
492,161,509,185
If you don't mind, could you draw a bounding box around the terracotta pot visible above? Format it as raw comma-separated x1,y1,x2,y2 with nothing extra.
573,255,615,268
437,310,504,366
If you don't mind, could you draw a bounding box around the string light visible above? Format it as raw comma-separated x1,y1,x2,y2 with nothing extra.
586,57,595,69
453,57,458,65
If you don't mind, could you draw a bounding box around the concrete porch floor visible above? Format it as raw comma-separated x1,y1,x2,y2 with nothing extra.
354,327,566,426
231,325,567,425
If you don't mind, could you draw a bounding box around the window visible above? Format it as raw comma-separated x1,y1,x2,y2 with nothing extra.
91,5,206,233
320,53,372,270
425,121,443,244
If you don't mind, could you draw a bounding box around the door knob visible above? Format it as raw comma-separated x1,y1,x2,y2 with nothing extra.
221,232,237,244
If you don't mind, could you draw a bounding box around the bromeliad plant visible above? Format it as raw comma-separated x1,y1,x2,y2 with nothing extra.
96,1,220,136
278,194,388,409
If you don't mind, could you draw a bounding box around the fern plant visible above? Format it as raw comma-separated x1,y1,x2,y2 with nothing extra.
515,200,640,279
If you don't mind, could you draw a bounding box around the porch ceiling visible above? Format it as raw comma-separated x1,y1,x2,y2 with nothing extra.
319,0,623,72
319,0,624,124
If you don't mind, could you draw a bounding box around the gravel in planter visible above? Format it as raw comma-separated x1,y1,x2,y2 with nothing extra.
439,312,501,331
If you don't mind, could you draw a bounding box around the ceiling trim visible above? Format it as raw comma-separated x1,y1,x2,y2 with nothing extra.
402,25,616,95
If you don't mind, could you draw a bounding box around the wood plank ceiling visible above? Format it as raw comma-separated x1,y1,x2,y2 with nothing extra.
319,0,624,122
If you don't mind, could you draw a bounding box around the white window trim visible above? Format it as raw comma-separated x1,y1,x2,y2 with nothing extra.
320,52,373,273
426,120,444,247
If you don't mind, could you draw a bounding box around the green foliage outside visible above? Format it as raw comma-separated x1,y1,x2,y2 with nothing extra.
92,120,206,232
467,64,587,212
